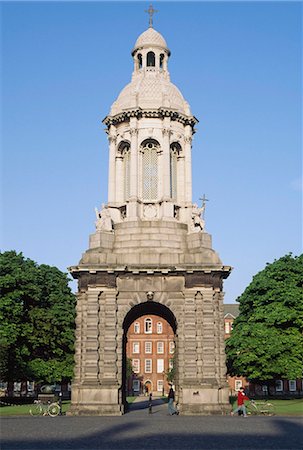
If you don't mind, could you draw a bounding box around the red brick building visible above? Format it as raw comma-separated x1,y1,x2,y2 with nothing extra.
224,304,248,394
126,315,175,396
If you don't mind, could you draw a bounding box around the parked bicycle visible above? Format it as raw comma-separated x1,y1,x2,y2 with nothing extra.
29,399,60,417
247,400,275,416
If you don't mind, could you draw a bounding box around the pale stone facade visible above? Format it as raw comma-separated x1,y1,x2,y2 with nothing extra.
69,24,231,415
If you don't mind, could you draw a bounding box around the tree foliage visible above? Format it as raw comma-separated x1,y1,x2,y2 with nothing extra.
226,254,303,382
0,251,76,383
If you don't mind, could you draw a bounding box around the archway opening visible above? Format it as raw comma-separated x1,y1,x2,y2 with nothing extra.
122,302,177,411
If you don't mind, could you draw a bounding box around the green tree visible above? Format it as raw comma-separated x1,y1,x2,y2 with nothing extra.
0,251,76,387
226,254,303,382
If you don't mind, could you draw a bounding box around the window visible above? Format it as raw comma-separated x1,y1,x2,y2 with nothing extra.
157,322,162,334
169,341,175,354
142,140,158,200
275,380,283,392
157,342,164,354
262,385,268,395
133,380,140,392
235,380,242,391
159,54,164,69
225,322,230,334
157,380,164,392
157,359,164,373
133,342,140,354
145,342,152,354
138,53,142,69
132,359,140,373
289,380,296,392
134,322,140,334
147,51,155,67
144,318,152,334
145,359,152,373
169,359,174,370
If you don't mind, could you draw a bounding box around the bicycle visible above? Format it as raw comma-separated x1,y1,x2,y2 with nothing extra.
29,399,61,417
247,400,275,416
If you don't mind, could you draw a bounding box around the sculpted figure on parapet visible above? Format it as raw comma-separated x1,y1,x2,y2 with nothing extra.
95,204,113,231
191,203,205,232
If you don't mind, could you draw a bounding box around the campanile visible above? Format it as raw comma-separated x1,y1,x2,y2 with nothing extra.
70,14,231,415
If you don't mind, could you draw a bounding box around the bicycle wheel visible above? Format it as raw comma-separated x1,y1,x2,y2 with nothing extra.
30,404,43,416
48,402,60,417
248,402,258,415
264,402,275,416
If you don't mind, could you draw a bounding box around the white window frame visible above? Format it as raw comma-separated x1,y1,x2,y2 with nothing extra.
157,321,163,334
157,380,164,392
169,341,175,354
289,380,296,392
144,318,152,334
235,380,243,391
157,359,164,374
132,380,140,392
225,322,230,334
145,359,152,373
132,342,140,354
134,322,140,334
145,341,152,354
132,359,140,374
275,380,283,392
157,341,164,354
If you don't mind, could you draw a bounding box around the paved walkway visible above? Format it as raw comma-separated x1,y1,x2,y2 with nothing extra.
1,400,302,450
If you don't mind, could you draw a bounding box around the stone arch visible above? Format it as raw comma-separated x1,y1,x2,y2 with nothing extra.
121,300,178,409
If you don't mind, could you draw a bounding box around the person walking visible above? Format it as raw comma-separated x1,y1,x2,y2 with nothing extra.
168,383,179,415
231,387,250,417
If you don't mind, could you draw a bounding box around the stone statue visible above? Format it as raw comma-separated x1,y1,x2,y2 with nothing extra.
191,203,205,232
95,204,113,231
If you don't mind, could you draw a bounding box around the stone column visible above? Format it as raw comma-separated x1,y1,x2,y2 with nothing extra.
108,126,117,204
184,126,193,204
162,126,171,200
128,121,138,218
83,289,100,383
100,290,118,383
115,154,124,203
162,119,173,218
201,288,216,381
177,154,185,204
182,290,198,382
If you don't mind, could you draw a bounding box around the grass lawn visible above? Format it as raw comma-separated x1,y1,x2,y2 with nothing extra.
0,401,71,416
231,399,303,416
1,398,302,416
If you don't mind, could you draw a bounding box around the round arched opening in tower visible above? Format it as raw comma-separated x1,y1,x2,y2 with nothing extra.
122,302,177,400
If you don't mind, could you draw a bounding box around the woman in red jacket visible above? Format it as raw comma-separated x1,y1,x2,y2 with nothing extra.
231,387,250,417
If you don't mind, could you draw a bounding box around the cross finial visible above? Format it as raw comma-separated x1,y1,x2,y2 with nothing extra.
199,194,209,207
145,3,158,28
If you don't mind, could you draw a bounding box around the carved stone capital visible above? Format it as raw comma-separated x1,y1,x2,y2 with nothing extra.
108,135,117,144
184,136,192,144
130,128,138,136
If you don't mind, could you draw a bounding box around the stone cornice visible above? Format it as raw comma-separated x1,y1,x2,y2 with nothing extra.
102,107,198,129
69,265,232,290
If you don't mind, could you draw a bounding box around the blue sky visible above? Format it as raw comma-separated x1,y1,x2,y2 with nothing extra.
1,1,302,303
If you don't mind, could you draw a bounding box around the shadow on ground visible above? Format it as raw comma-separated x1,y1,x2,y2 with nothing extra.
1,415,302,450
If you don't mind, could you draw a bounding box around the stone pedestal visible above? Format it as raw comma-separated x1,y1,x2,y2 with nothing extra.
69,220,231,416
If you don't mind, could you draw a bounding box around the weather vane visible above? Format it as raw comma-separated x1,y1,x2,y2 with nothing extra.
145,3,158,28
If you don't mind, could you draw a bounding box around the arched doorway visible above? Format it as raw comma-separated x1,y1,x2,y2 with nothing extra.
122,301,177,410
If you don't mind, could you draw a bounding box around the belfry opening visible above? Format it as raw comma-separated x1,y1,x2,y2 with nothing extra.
69,13,231,415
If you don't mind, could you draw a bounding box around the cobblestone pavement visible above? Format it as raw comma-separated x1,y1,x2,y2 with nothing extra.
1,398,302,450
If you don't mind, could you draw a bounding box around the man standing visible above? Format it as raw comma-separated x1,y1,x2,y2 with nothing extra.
168,383,179,415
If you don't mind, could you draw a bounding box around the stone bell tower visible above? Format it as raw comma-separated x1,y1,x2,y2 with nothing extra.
69,16,231,415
